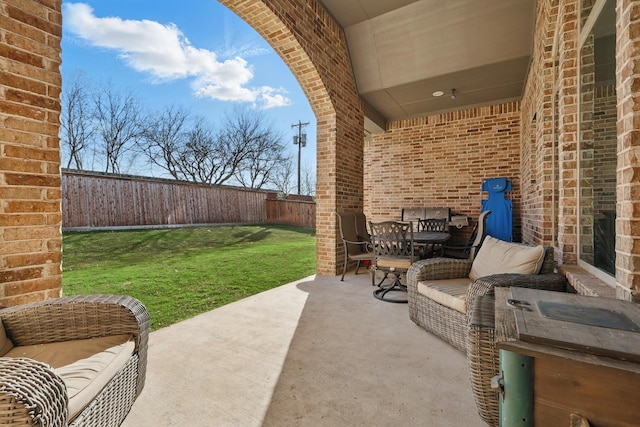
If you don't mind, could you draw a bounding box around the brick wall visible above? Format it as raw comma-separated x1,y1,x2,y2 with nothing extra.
364,103,522,242
520,0,581,266
0,0,63,306
579,85,617,265
616,0,640,302
556,0,580,265
580,20,596,264
220,0,363,275
593,86,616,214
519,0,559,247
522,0,640,301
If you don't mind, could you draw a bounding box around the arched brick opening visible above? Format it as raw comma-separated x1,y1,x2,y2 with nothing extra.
219,0,364,275
0,0,364,306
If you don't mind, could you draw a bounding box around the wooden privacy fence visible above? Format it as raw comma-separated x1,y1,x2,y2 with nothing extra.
62,170,315,229
265,198,316,229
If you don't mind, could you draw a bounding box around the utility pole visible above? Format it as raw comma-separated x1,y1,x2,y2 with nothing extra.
291,120,309,194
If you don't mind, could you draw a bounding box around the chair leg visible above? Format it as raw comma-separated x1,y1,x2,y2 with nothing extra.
354,260,362,275
341,253,348,281
371,268,387,286
374,271,389,287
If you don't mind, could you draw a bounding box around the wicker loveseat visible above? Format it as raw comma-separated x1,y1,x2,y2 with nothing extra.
406,236,567,352
0,295,149,426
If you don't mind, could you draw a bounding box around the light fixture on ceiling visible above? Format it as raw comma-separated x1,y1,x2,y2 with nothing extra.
432,90,444,97
450,88,456,100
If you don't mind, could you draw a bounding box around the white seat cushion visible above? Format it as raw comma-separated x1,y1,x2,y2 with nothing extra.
417,278,472,314
469,236,545,280
5,335,134,420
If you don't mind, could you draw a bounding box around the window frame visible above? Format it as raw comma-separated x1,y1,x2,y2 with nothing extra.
576,0,616,285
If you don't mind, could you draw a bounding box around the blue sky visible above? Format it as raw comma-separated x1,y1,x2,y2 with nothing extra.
61,0,316,178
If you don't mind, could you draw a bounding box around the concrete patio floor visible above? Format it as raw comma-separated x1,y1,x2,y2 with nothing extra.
122,273,485,426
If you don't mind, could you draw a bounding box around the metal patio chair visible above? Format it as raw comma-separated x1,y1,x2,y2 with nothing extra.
369,221,416,303
336,212,373,281
442,210,491,261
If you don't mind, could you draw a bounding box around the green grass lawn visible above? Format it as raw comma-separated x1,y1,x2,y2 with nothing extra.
62,225,316,330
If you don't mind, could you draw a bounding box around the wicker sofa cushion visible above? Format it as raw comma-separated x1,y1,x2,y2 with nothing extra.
417,278,471,314
469,236,545,280
5,334,134,420
0,321,14,356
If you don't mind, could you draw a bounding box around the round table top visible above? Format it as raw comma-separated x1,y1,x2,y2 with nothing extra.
413,231,450,244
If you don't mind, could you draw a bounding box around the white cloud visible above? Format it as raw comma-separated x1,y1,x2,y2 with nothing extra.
259,87,293,109
63,3,292,109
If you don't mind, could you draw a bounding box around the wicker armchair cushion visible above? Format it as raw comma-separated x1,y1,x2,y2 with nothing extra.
5,334,134,420
469,236,545,280
0,321,13,355
417,278,471,314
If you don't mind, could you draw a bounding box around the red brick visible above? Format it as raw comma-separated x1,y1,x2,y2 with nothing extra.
5,173,60,187
0,266,44,284
2,276,60,297
4,251,61,268
0,213,46,227
4,141,61,164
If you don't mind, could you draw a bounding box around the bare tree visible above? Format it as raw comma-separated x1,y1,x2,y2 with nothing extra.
140,105,190,179
175,118,220,183
60,72,94,169
93,84,143,174
270,157,296,196
301,162,316,197
211,109,265,186
175,108,285,186
140,108,286,186
233,112,287,189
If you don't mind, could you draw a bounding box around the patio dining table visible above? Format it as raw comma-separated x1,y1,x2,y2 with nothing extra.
412,231,450,258
413,231,450,244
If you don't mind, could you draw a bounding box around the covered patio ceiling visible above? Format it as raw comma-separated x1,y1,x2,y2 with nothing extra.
317,0,536,134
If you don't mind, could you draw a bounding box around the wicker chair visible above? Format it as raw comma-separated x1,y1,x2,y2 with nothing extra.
408,240,568,425
467,295,499,427
0,295,149,426
406,241,567,352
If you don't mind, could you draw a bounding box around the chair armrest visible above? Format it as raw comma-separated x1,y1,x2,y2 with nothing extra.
407,257,472,292
1,295,150,352
467,273,568,303
442,243,475,250
442,242,481,254
341,238,373,252
441,243,476,258
0,357,69,426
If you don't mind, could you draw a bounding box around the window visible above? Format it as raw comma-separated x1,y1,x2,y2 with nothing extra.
579,0,616,278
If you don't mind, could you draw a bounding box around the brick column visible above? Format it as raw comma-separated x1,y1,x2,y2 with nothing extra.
519,0,559,247
616,0,640,301
0,0,63,305
220,0,364,275
556,0,580,265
